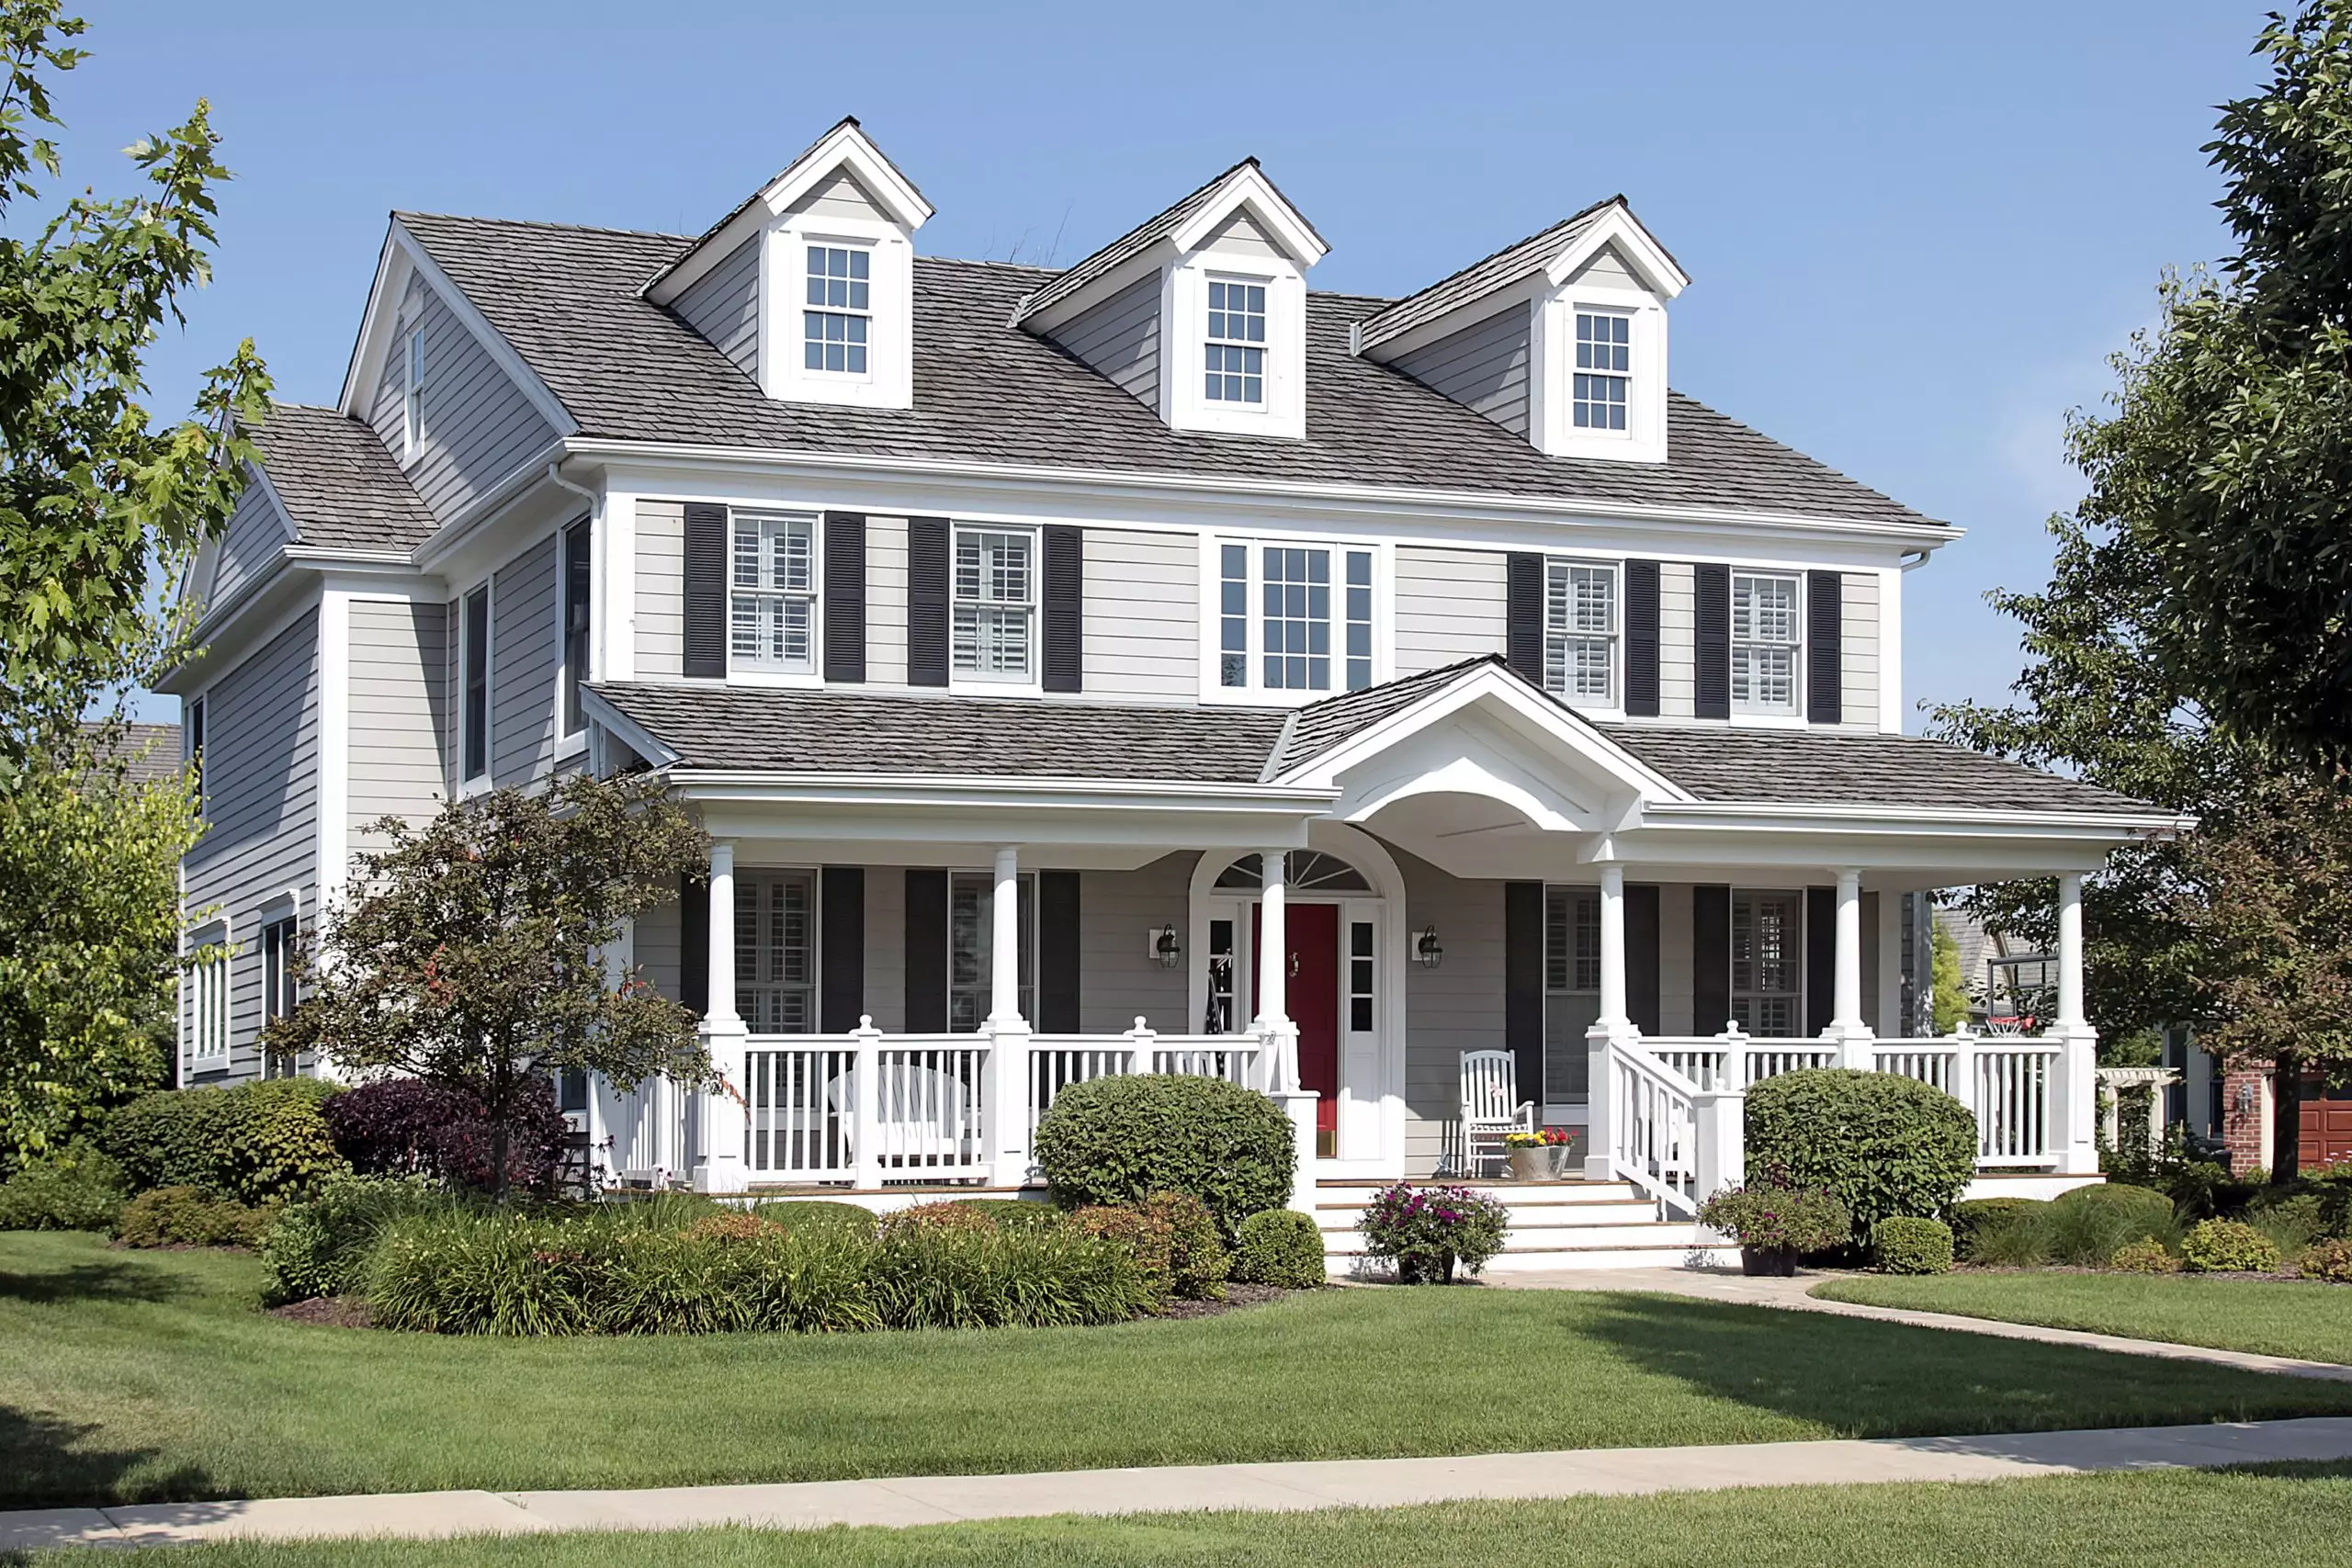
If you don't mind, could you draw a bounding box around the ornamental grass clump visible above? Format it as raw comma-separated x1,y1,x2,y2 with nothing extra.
1356,1183,1509,1281
2038,1183,2181,1267
260,1173,476,1305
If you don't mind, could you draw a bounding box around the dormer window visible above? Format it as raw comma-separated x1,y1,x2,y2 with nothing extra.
1204,278,1267,404
803,245,871,376
1572,312,1630,432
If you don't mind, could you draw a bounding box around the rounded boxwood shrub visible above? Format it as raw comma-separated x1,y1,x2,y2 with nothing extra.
2110,1236,2181,1273
1034,1073,1294,1235
1871,1215,1953,1274
99,1079,346,1203
1744,1070,1976,1244
322,1076,569,1194
2181,1217,2281,1274
1231,1209,1326,1288
0,1145,127,1231
1951,1197,2045,1261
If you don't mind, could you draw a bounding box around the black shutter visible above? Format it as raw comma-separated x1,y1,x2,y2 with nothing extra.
679,872,709,1015
823,513,866,683
1042,526,1083,694
1506,553,1544,684
820,866,865,1032
684,502,728,680
1692,885,1730,1035
1624,560,1661,717
1806,570,1843,725
1504,882,1544,1107
903,869,948,1032
1037,870,1081,1032
1693,563,1730,719
908,516,950,688
1627,883,1661,1036
1805,886,1836,1037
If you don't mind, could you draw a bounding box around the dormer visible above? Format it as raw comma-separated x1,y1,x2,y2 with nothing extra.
1013,160,1328,441
646,118,933,411
1357,198,1688,464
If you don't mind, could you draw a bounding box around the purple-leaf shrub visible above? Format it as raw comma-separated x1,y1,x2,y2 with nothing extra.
323,1077,569,1194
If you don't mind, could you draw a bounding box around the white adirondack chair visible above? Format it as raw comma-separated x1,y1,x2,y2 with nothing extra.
1455,1049,1536,1178
830,1066,978,1168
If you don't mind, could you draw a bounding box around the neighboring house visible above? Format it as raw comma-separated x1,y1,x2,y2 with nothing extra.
160,119,2181,1264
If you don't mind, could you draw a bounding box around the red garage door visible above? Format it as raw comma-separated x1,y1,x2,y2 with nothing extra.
2301,1076,2352,1169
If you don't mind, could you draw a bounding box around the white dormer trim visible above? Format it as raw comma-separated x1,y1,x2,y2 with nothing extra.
1165,164,1329,269
757,212,917,411
1541,205,1688,301
1164,249,1307,440
1531,276,1670,465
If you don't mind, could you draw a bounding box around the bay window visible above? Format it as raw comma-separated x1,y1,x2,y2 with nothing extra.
1216,540,1376,697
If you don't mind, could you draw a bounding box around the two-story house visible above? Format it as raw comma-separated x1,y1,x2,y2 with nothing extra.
164,119,2175,1266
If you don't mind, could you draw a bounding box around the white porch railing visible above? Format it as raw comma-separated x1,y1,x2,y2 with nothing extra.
598,1075,691,1184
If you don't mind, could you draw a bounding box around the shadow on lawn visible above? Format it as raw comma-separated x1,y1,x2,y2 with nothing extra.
0,1404,216,1512
0,1257,188,1308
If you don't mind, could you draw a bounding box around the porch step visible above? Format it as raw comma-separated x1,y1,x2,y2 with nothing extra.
1310,1178,1729,1275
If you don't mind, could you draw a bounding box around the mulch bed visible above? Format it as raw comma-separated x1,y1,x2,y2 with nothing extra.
1156,1281,1295,1319
268,1295,375,1328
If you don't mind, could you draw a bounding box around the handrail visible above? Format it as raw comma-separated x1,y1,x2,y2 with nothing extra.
1600,1035,1705,1219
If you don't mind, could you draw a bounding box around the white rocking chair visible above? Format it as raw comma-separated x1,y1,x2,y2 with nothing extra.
1455,1049,1536,1179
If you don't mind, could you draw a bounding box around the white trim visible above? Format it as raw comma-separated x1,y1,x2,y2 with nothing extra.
1729,568,1805,718
1878,563,1905,733
401,325,426,464
1164,164,1329,267
761,217,916,411
1196,534,1392,705
185,917,232,1074
1165,256,1307,440
1533,279,1669,464
947,522,1042,694
556,513,594,754
316,585,353,916
726,506,825,683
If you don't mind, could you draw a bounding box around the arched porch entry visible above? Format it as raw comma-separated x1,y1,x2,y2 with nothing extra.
1186,824,1408,1172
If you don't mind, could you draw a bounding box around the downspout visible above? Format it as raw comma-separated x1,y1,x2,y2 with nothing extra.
1898,548,1933,572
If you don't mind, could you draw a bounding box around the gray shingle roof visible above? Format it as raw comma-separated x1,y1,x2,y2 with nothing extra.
394,211,1939,528
80,721,184,789
592,682,1292,785
591,668,2155,819
248,402,436,551
1355,197,1623,352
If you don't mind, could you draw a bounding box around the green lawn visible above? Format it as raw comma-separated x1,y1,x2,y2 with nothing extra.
9,1232,2352,1510
25,1466,2352,1568
1813,1271,2352,1364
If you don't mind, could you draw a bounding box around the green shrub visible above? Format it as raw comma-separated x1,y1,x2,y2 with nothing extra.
2248,1187,2344,1248
943,1197,1067,1232
113,1185,272,1248
2037,1183,2181,1267
99,1079,346,1203
1744,1070,1976,1244
1074,1201,1176,1302
1139,1190,1226,1299
1871,1215,1954,1274
260,1175,472,1305
1951,1197,2045,1260
2181,1217,2282,1273
2299,1236,2352,1282
748,1198,879,1235
1970,1213,2052,1267
1035,1073,1294,1235
1232,1209,1326,1288
0,1145,127,1231
2111,1236,2182,1273
1696,1181,1851,1253
868,1224,1152,1329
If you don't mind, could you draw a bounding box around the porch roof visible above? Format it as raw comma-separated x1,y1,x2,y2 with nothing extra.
590,662,2160,822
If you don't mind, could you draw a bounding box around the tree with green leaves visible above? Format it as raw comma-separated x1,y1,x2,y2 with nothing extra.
265,774,712,1196
1927,920,1970,1036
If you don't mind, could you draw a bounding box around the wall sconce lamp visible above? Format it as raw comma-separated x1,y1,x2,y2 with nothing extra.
1416,925,1444,969
1151,924,1182,969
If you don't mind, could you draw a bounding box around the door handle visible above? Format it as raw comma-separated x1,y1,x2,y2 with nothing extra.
1289,953,1302,978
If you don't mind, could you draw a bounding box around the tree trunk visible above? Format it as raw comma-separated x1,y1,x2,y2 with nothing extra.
2271,1051,2301,1183
488,1063,514,1203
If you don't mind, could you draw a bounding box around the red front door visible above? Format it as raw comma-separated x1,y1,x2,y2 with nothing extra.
1254,902,1341,1153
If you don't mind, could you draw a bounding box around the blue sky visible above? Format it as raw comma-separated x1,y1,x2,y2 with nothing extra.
62,0,2268,725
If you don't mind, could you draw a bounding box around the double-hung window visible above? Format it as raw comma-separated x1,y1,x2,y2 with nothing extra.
952,526,1035,681
1217,541,1375,695
1545,559,1617,705
735,871,815,1033
460,584,491,783
804,244,870,375
948,871,1034,1032
402,326,427,458
1730,571,1801,715
1732,890,1803,1036
560,518,591,735
1204,278,1267,404
186,920,229,1074
260,914,300,1077
1573,311,1630,431
730,512,817,674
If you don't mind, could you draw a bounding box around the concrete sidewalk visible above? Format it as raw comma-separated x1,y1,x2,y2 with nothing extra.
8,1417,2352,1551
1483,1268,2352,1383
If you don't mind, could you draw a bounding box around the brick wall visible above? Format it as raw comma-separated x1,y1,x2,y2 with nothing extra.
2222,1064,2271,1174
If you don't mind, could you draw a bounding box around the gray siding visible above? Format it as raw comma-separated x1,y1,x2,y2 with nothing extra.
1078,854,1195,1033
1395,547,1509,677
1048,273,1160,410
1657,562,1696,718
490,534,559,787
211,479,292,606
635,894,683,1003
184,609,319,1082
634,499,684,681
1841,570,1882,729
1392,306,1531,438
785,168,888,221
1201,209,1282,259
866,514,909,686
1566,243,1639,289
1082,529,1196,702
347,599,447,850
369,271,560,522
674,236,759,380
1400,850,1506,1175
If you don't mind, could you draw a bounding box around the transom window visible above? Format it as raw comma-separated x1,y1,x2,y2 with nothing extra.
953,526,1035,681
1545,559,1617,705
803,245,871,375
1732,890,1803,1036
736,872,815,1033
949,872,1035,1032
1731,571,1802,715
1573,311,1630,431
1218,542,1375,695
731,512,817,673
1204,278,1267,404
1213,851,1371,893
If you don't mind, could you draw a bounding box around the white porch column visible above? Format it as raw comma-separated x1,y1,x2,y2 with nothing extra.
984,845,1034,1187
695,840,749,1194
1596,862,1628,1029
2049,871,2100,1175
1829,868,1872,1064
1584,850,1641,1181
1254,849,1298,1094
987,845,1024,1027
